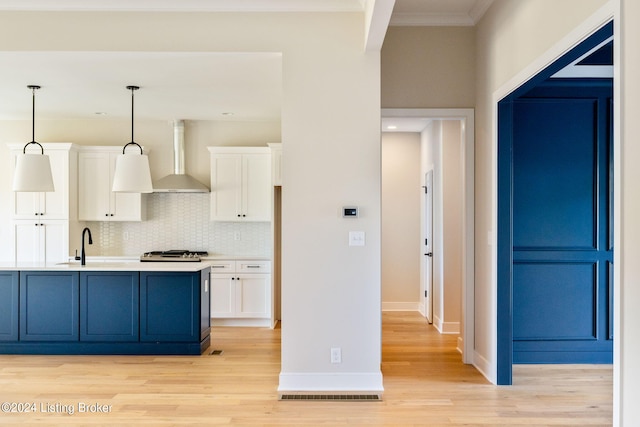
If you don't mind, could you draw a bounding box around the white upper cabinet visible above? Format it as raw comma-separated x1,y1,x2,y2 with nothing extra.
78,147,145,222
12,220,68,264
9,143,75,220
208,147,271,222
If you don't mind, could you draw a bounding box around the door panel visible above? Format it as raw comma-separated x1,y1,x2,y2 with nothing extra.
512,95,613,364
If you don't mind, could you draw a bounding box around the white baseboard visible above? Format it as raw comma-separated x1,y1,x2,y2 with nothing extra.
381,302,420,311
473,350,496,384
433,315,460,334
278,372,384,393
211,318,271,327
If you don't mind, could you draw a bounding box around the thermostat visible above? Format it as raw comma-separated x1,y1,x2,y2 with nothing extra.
343,207,358,218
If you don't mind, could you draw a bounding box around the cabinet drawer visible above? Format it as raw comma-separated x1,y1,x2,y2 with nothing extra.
237,260,271,273
208,260,235,273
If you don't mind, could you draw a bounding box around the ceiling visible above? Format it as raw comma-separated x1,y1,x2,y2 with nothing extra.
0,0,493,122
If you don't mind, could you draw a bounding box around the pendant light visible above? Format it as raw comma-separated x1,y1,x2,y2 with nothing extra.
112,85,153,193
12,85,55,192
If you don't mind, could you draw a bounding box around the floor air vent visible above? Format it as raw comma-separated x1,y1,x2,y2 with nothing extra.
209,349,223,355
279,394,381,401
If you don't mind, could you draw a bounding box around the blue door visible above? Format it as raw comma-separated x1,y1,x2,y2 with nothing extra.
511,90,613,363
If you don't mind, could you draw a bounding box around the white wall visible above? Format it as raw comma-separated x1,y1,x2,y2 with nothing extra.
441,120,463,333
381,132,421,309
0,10,382,393
619,1,640,424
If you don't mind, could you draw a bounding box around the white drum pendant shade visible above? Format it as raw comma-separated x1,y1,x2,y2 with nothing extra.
112,152,153,193
112,86,152,193
13,153,55,192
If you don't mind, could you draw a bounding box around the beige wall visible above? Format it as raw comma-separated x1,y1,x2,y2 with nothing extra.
381,26,476,108
381,132,421,307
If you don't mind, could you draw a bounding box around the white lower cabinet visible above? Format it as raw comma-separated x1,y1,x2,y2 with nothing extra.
209,260,271,326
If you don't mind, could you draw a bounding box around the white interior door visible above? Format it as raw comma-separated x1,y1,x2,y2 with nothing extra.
423,170,434,323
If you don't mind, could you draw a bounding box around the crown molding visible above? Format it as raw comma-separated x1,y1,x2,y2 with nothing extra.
390,0,495,27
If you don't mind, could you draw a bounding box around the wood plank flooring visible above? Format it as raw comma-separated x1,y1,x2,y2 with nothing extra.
0,311,612,426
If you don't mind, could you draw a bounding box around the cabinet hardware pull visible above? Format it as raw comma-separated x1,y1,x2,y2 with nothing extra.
246,265,261,268
211,265,226,268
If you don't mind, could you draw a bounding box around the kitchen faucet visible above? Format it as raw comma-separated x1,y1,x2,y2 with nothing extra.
81,227,93,266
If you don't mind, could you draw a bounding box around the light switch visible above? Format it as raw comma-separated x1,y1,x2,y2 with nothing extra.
349,231,365,246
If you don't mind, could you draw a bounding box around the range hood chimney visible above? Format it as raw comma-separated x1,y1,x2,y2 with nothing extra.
153,120,209,193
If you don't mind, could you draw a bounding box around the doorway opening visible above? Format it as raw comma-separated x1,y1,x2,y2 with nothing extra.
381,108,475,364
496,21,614,385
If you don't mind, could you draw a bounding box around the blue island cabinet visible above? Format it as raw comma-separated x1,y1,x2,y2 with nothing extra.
19,271,79,341
0,272,19,341
140,270,211,353
80,271,139,342
0,267,210,355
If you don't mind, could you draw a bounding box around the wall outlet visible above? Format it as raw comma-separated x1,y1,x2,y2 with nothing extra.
234,232,241,241
331,347,341,364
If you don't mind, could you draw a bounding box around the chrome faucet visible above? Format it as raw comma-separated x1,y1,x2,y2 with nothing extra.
81,227,93,266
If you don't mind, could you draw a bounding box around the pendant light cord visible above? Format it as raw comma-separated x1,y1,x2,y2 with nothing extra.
122,85,143,155
24,85,43,154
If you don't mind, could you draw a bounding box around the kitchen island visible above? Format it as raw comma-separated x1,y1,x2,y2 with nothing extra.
0,262,211,355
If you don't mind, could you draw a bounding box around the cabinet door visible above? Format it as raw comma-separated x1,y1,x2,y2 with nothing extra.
236,274,271,318
80,272,139,342
210,154,243,221
0,272,19,341
140,272,200,342
13,221,68,264
79,151,143,221
14,222,42,263
19,271,79,341
13,192,41,219
210,274,235,318
78,152,111,221
42,221,68,264
242,154,272,221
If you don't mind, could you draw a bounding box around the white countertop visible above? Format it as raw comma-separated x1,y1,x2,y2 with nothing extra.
0,261,210,272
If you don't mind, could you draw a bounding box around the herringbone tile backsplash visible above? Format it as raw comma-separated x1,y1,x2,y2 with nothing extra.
88,193,271,257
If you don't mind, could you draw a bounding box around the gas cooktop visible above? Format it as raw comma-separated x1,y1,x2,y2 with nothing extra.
140,250,208,262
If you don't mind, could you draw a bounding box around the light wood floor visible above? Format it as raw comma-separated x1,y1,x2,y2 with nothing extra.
0,311,612,426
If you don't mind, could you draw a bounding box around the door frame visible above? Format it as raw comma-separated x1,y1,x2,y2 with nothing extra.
493,14,616,384
382,108,475,364
423,169,434,324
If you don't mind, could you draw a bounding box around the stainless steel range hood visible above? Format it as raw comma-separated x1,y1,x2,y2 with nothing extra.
153,120,209,193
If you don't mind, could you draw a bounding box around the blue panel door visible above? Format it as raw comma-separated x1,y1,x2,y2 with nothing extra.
0,272,19,341
19,271,80,341
80,272,139,342
512,93,613,363
140,272,200,342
